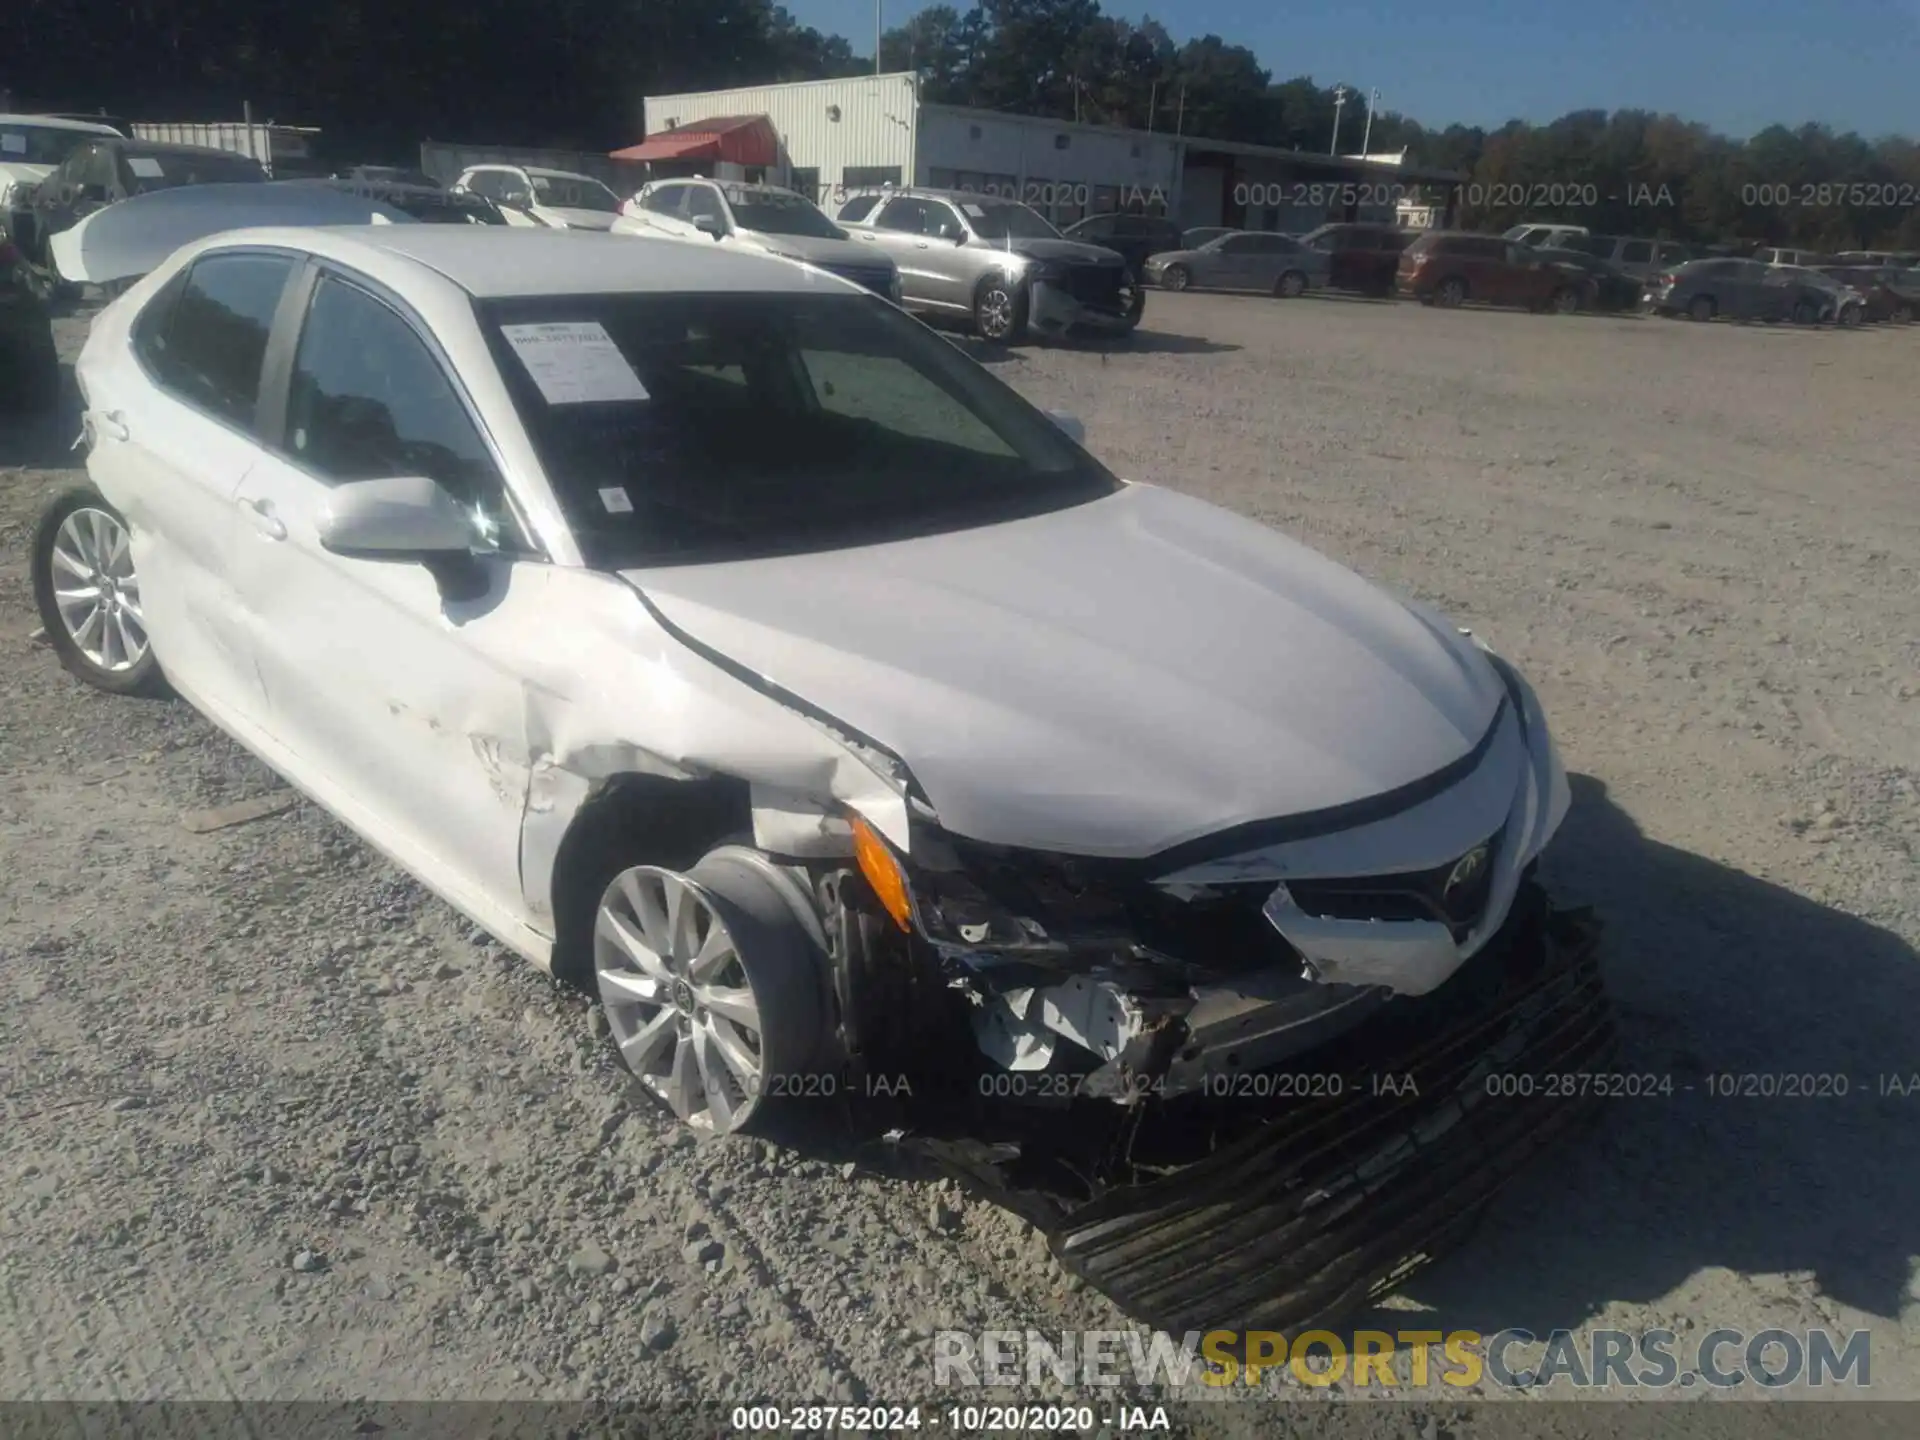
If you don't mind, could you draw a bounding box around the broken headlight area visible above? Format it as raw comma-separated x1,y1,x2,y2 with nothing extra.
871,821,1520,1108
896,882,1617,1337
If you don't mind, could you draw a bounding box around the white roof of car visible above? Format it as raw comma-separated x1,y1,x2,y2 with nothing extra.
0,113,123,135
207,225,854,298
522,166,606,184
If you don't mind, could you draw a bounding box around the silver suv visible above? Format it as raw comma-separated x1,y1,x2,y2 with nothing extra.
835,186,1141,343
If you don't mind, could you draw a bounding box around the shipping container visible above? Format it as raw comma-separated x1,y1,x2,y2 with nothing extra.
129,122,321,175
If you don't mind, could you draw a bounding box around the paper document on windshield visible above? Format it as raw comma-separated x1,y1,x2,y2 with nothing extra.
501,321,650,405
1,134,25,155
126,157,165,178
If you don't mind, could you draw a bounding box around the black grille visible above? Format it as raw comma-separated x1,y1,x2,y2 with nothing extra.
1287,826,1507,940
821,264,895,297
1061,262,1127,309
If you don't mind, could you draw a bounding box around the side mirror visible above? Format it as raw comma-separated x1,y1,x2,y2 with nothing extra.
1046,411,1086,446
693,214,726,239
318,475,477,557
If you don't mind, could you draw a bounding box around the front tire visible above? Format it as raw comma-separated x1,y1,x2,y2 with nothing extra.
1161,264,1191,292
32,486,166,698
1275,269,1308,299
1435,277,1468,308
973,275,1029,344
1549,285,1581,314
593,846,832,1137
1790,299,1818,326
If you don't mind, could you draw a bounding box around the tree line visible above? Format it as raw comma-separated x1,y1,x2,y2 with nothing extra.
7,0,1916,249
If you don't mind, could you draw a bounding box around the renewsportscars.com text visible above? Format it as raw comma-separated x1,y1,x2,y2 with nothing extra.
932,1327,1873,1391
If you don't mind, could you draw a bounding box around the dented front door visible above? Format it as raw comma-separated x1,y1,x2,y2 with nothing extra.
227,269,551,934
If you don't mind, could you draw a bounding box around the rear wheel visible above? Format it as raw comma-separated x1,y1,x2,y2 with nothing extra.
1836,302,1863,328
32,486,166,697
1274,269,1308,299
1435,277,1468,308
1160,264,1190,292
1896,303,1915,324
1549,285,1581,314
1790,298,1818,326
1688,295,1715,322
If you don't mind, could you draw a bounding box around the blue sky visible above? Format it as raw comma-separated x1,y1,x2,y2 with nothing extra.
790,1,1919,139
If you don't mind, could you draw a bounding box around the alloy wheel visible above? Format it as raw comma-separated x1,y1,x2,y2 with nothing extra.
594,866,767,1134
978,287,1016,340
49,508,147,673
1278,271,1307,298
1163,265,1190,292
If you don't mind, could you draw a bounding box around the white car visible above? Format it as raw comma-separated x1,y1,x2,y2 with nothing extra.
614,177,900,302
449,164,622,230
41,218,1590,1128
0,113,124,211
37,218,1611,1333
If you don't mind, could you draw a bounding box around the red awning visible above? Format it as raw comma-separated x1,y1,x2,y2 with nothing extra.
612,114,778,169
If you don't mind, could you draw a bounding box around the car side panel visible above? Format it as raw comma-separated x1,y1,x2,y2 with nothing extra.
77,275,271,727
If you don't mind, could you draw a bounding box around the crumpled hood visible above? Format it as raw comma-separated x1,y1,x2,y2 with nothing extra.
989,236,1124,266
624,485,1507,859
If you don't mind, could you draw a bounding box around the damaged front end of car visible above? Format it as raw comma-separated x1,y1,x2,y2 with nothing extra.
813,646,1617,1336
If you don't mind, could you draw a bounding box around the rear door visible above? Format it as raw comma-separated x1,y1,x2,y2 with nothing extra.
228,264,548,931
869,197,969,312
1615,238,1655,280
82,249,299,729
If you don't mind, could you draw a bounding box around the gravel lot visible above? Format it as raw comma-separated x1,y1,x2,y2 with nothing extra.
2,292,1917,1425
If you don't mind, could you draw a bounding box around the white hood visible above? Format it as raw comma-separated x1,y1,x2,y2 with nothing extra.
747,232,885,269
625,485,1507,859
534,206,620,231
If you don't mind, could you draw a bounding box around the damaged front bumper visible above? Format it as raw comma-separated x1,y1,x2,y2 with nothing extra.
917,652,1573,1104
908,886,1616,1336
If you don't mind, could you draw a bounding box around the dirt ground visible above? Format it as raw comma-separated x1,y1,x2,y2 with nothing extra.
2,292,1917,1427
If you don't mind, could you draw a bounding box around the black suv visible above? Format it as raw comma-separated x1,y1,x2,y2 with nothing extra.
0,234,60,415
1062,212,1185,280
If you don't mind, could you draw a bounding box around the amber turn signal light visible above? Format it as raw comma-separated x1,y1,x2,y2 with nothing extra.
850,815,913,933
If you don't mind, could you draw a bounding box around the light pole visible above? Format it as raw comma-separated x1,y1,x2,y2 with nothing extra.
876,1,883,74
1360,87,1378,156
1330,85,1349,156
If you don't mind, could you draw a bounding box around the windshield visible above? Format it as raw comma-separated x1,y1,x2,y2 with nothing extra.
725,188,844,239
0,122,100,168
354,166,440,189
479,291,1117,569
532,175,621,212
121,148,268,194
962,201,1060,242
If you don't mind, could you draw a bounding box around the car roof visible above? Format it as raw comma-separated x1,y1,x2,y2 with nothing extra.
0,112,123,135
522,166,605,183
199,226,851,298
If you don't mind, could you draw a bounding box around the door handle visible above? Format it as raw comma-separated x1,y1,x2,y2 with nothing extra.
85,409,130,443
915,240,931,249
241,496,287,541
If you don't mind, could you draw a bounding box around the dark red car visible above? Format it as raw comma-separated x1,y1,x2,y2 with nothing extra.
1301,222,1416,297
1394,231,1595,312
1817,266,1918,323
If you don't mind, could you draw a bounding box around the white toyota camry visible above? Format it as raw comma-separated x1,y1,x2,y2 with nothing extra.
37,223,1582,1153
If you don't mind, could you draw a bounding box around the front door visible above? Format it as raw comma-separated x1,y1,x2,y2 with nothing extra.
229,265,551,931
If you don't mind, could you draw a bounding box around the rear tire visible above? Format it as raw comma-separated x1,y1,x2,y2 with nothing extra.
1790,299,1818,326
32,486,167,698
1688,295,1715,322
1549,286,1581,314
1435,277,1468,308
1275,269,1308,299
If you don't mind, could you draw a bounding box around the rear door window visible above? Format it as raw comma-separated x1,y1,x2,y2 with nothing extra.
1620,240,1654,264
142,252,297,429
837,194,882,223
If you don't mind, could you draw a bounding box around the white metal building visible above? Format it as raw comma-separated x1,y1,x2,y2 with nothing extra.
638,73,1462,232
